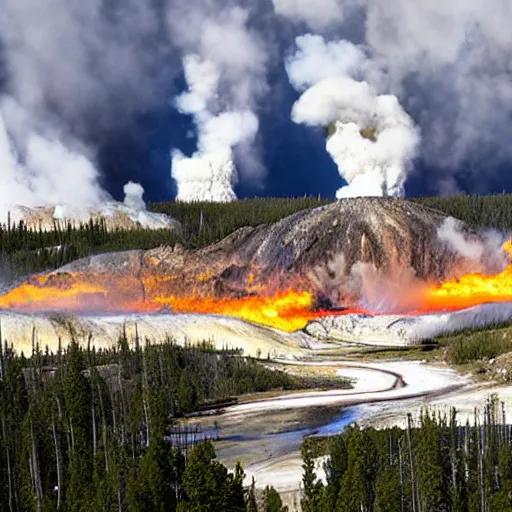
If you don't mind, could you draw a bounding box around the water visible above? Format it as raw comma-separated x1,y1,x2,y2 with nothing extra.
315,407,359,436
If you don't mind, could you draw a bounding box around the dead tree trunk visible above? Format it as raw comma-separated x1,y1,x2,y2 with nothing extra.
406,413,417,512
51,414,62,509
2,414,14,512
97,382,109,473
30,420,43,512
398,438,405,512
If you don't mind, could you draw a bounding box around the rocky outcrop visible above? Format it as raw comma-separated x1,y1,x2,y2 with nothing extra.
41,197,491,309
9,202,181,232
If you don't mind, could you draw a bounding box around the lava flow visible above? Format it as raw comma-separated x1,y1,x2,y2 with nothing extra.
1,241,512,331
0,275,356,332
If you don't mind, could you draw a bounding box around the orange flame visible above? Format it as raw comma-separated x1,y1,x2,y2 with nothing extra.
0,275,356,332
1,241,512,332
152,291,344,332
420,241,512,312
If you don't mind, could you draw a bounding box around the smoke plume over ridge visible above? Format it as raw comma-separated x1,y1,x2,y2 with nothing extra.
0,0,511,208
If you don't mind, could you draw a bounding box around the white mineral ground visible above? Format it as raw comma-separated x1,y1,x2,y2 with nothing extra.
3,304,512,510
199,361,467,491
3,302,512,355
0,311,315,358
306,302,512,345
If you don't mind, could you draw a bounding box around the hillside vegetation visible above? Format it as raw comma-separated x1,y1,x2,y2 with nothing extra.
415,194,512,231
149,197,330,247
2,194,512,281
0,338,309,511
430,322,512,382
302,398,512,512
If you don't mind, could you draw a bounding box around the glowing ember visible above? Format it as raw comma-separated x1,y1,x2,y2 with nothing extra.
1,240,512,332
0,276,354,332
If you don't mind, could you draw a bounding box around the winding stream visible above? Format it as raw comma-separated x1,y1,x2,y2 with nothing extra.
182,359,467,493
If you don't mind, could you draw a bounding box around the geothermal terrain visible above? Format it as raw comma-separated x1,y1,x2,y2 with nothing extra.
2,196,512,508
0,197,509,352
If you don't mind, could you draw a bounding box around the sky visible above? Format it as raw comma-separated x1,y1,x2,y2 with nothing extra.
1,0,512,210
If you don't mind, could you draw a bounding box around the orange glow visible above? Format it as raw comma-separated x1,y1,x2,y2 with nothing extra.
1,240,512,331
152,291,349,332
423,267,512,312
418,240,512,313
0,274,357,332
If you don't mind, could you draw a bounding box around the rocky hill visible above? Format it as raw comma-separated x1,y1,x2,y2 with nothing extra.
8,197,499,311
8,183,181,232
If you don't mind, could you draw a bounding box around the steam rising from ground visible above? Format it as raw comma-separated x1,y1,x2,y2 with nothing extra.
437,217,509,274
0,99,164,227
287,35,420,198
1,0,512,205
10,182,178,231
278,0,512,195
0,98,107,222
0,0,171,216
168,4,268,202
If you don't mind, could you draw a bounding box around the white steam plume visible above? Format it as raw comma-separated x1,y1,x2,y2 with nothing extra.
437,217,484,261
167,3,268,202
277,1,512,194
361,0,512,178
0,97,108,222
0,0,173,215
437,217,509,274
287,35,419,198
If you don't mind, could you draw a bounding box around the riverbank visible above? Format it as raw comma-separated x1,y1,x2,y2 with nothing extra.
177,358,467,505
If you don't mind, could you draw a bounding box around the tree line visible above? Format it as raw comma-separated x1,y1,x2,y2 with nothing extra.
0,337,297,512
414,194,512,232
0,198,329,281
150,194,512,245
149,197,330,248
0,219,179,281
3,194,512,282
301,396,512,512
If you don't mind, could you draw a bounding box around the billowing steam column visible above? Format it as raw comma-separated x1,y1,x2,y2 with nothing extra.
287,35,420,198
0,96,108,222
168,4,268,203
171,55,259,202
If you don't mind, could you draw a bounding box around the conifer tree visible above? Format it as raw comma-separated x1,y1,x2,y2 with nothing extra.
180,441,245,512
323,435,348,511
301,439,325,512
262,486,288,512
336,426,377,512
63,341,93,511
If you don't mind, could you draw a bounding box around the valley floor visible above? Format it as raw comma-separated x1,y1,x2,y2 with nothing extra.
178,354,512,511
